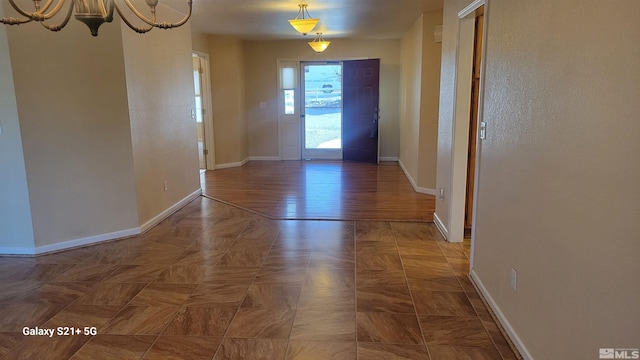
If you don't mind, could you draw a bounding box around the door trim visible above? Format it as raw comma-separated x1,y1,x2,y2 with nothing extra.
193,51,216,170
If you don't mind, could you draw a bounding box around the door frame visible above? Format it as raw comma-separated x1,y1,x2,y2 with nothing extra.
193,51,216,170
277,57,368,162
448,0,488,268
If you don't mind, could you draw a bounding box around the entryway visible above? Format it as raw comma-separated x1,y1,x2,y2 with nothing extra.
278,58,380,163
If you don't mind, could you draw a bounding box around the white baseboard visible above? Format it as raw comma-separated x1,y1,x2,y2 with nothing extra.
433,212,448,240
31,228,140,256
470,269,533,360
397,159,437,196
215,157,250,169
0,246,39,256
249,156,280,161
379,157,398,162
0,189,203,256
139,188,202,233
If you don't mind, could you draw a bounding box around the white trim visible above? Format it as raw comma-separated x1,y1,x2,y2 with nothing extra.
398,159,437,196
0,189,203,256
470,269,534,360
416,187,438,196
379,157,398,162
249,156,280,161
0,247,38,256
30,228,140,256
192,51,216,171
214,157,249,170
458,0,485,18
139,188,202,233
433,212,449,240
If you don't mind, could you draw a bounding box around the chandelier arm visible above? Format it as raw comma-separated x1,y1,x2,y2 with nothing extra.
5,0,67,21
7,0,44,18
118,0,191,29
0,16,33,25
35,0,56,13
38,0,74,31
39,0,68,20
115,3,153,33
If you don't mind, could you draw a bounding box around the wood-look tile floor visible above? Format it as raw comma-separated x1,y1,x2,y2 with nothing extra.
200,161,435,222
0,197,520,359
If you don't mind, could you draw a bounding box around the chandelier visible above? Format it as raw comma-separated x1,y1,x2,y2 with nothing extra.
288,3,317,35
308,32,330,53
0,0,192,36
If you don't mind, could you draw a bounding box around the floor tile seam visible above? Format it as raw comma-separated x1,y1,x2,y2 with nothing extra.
351,221,360,360
391,227,433,359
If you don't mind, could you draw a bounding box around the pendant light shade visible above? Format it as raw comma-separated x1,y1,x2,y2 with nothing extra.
288,4,318,35
308,33,331,53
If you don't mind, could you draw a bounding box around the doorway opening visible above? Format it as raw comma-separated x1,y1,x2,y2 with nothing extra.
301,62,343,160
192,52,215,172
465,6,484,238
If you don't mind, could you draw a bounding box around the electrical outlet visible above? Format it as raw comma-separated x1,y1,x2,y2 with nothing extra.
511,268,518,290
164,181,168,192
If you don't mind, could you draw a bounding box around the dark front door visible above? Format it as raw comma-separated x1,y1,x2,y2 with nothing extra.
342,59,380,163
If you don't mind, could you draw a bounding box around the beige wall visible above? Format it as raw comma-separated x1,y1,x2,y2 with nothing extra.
209,35,249,165
0,4,35,252
472,1,640,359
417,12,442,190
243,38,401,159
400,16,423,182
399,13,442,191
192,31,210,53
435,0,471,235
6,17,140,248
121,16,200,226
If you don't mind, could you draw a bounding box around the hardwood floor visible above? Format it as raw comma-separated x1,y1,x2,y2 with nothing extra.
200,161,435,222
0,162,521,359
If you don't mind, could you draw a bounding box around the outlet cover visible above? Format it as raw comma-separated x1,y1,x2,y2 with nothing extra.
511,268,518,290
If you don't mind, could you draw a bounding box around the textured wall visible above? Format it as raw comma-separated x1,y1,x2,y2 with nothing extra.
0,4,35,252
6,16,139,247
400,16,424,182
122,14,200,225
473,1,640,359
209,35,249,165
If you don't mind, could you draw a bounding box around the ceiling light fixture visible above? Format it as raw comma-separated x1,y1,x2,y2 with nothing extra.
288,3,318,35
308,32,330,53
0,0,192,37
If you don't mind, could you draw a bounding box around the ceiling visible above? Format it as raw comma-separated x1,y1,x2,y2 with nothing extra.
160,0,444,40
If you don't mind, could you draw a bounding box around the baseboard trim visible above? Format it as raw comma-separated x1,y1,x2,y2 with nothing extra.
469,269,533,360
433,212,448,240
30,228,140,256
0,246,38,256
379,157,398,162
139,188,202,234
215,157,250,169
0,188,205,257
397,159,437,196
249,156,280,161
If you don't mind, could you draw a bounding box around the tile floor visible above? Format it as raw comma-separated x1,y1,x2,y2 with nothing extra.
0,197,519,359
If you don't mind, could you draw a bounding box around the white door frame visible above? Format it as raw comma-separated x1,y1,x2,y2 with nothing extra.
449,0,487,250
193,51,216,170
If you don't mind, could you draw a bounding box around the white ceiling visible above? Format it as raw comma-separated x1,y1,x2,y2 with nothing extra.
159,0,444,40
